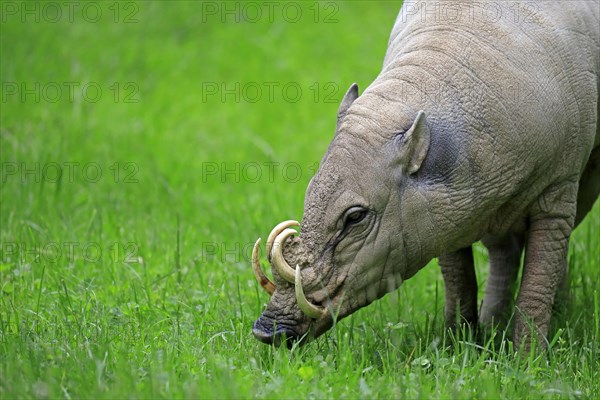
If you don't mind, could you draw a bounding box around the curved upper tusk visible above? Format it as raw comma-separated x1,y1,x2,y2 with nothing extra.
270,228,298,283
295,265,326,319
252,238,275,296
266,220,299,261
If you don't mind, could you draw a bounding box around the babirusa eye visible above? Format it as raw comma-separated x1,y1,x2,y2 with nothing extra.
344,206,367,226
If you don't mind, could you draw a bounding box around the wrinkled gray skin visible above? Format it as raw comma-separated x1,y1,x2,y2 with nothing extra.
253,0,599,348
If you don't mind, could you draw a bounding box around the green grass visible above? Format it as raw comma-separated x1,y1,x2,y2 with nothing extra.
1,1,598,398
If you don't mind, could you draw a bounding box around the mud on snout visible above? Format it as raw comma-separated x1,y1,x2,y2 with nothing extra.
251,221,334,347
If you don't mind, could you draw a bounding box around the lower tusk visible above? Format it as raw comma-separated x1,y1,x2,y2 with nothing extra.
295,265,326,319
266,220,299,261
252,238,275,296
271,228,298,284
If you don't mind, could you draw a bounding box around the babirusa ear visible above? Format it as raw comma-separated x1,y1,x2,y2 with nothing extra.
399,110,430,175
336,83,359,130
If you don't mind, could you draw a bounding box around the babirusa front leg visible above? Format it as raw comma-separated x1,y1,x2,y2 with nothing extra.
439,247,478,328
480,233,524,330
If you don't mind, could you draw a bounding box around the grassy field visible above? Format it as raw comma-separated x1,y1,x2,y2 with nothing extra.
1,1,598,398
